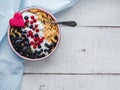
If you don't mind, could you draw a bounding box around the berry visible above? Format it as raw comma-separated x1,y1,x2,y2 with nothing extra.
30,41,34,45
29,25,33,29
41,54,45,57
34,33,39,37
47,49,52,54
53,42,57,47
35,24,38,28
24,41,29,46
24,16,29,20
30,21,33,24
27,34,30,37
44,43,49,48
35,41,40,45
36,29,39,32
28,30,33,36
44,49,48,53
33,44,37,49
15,39,22,45
34,37,39,42
37,51,41,54
34,50,38,54
31,16,34,19
25,20,29,23
38,45,41,48
33,19,37,23
22,30,28,34
31,34,34,38
32,27,35,30
41,49,43,52
19,29,22,33
39,37,44,43
22,47,27,52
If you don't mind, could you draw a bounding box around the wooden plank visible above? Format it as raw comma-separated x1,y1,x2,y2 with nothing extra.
22,75,120,90
24,27,120,73
55,0,120,26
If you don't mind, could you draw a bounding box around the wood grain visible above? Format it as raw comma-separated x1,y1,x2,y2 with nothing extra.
24,27,120,73
22,75,120,90
55,0,120,26
22,0,120,90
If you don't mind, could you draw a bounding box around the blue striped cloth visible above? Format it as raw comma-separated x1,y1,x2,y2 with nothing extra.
0,0,78,90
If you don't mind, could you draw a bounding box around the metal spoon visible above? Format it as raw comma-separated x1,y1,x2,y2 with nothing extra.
43,21,77,27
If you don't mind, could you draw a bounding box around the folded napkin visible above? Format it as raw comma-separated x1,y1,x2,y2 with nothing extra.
0,0,78,90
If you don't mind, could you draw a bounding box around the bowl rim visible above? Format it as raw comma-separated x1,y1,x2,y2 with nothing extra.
8,7,61,61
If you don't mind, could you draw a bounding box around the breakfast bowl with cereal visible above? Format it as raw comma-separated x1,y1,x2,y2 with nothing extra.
8,7,60,61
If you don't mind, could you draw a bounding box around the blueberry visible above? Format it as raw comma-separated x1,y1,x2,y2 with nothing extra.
24,41,29,46
44,43,49,48
29,25,33,29
15,39,22,45
34,34,39,37
19,29,22,33
19,52,23,55
34,50,38,54
37,51,41,54
49,44,53,50
38,45,41,49
41,54,45,57
47,49,52,54
22,30,28,34
31,53,36,58
10,34,14,39
24,16,29,20
22,47,27,52
41,49,43,52
22,52,27,56
44,49,48,53
53,42,57,47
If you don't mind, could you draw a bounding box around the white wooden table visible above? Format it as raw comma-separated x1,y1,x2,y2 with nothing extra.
22,0,120,90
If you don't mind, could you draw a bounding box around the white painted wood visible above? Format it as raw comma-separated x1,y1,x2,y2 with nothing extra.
24,27,120,73
55,0,120,26
22,0,120,90
22,75,120,90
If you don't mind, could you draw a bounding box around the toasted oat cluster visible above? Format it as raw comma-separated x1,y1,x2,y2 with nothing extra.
9,9,59,59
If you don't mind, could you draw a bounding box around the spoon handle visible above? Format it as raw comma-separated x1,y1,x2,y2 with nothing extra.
44,21,77,27
57,21,77,27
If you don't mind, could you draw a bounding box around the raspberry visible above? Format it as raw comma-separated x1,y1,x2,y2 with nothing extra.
25,20,29,23
33,44,37,49
35,24,38,28
34,37,39,42
36,29,39,32
35,41,40,45
31,16,34,19
33,19,37,23
30,41,34,45
30,21,33,24
28,30,33,36
27,34,30,37
39,37,44,43
31,34,34,38
32,27,35,30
